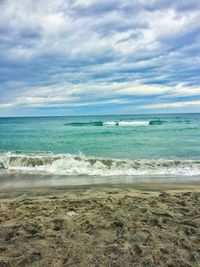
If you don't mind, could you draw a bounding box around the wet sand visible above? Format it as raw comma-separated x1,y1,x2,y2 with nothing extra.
0,183,200,266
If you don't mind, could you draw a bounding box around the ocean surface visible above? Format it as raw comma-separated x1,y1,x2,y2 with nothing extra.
0,114,200,188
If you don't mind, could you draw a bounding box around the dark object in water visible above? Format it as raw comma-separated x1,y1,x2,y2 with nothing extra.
149,120,163,125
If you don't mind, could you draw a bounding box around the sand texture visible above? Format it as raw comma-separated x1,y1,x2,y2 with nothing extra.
0,186,200,267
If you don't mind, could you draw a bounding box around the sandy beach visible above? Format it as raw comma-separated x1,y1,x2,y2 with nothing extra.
0,184,200,267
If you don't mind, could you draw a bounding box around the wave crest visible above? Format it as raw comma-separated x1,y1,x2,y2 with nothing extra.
64,120,164,127
0,152,200,176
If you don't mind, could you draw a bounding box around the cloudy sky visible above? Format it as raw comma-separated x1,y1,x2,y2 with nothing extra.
0,0,200,116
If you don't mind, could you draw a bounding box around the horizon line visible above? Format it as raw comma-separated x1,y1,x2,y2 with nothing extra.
0,111,200,119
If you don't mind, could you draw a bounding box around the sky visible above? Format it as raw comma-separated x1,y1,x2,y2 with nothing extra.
0,0,200,117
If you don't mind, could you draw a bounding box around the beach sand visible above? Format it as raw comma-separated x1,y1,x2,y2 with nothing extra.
0,184,200,267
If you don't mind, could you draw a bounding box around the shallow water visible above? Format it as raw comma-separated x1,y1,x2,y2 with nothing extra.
1,173,200,190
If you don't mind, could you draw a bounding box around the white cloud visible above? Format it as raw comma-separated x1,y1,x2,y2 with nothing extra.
117,83,168,95
143,100,200,109
1,0,198,61
1,81,200,110
0,0,200,114
0,103,15,109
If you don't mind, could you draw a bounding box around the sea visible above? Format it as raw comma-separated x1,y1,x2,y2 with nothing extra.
0,113,200,189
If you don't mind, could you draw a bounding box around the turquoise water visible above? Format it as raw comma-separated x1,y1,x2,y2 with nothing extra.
1,114,200,159
0,114,200,187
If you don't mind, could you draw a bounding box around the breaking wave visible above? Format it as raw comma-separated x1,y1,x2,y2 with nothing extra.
64,120,164,127
0,152,200,177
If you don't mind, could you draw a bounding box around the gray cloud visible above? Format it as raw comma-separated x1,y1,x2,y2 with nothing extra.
0,0,200,115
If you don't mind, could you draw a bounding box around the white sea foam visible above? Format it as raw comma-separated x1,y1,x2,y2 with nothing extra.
103,121,149,126
0,152,200,177
103,121,117,126
118,121,149,126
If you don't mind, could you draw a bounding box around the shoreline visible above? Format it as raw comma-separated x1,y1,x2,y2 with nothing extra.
1,181,200,199
0,183,200,266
